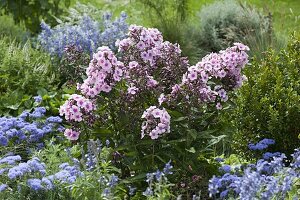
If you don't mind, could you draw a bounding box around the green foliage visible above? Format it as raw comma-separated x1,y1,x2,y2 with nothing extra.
233,33,300,158
0,15,29,42
0,38,58,115
0,0,70,33
197,0,285,59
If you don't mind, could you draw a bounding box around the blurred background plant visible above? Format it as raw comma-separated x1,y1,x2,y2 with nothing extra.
137,0,201,64
197,0,286,60
0,0,71,33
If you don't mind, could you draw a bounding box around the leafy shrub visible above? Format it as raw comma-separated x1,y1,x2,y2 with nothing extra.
0,0,70,33
0,39,58,115
197,0,284,59
233,33,300,158
0,15,29,42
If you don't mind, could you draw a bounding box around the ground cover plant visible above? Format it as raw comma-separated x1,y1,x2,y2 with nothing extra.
0,0,299,199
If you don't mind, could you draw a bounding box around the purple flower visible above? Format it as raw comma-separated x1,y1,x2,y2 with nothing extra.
27,179,44,191
33,96,42,103
0,184,7,192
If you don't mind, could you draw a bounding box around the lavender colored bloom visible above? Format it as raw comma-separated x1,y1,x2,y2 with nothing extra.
0,184,7,192
108,175,118,187
46,116,63,123
103,188,111,196
27,179,44,191
128,185,136,196
215,157,225,163
163,160,173,175
146,173,154,183
248,138,275,151
0,155,21,165
33,96,42,103
0,135,8,146
0,108,62,150
41,177,53,190
38,12,128,57
143,187,153,196
263,152,281,160
219,165,231,173
208,149,300,199
154,169,162,181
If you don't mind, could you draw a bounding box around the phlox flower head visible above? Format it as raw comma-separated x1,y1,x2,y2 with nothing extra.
118,25,188,99
64,129,80,141
141,106,171,140
59,94,95,122
79,47,124,97
170,43,249,106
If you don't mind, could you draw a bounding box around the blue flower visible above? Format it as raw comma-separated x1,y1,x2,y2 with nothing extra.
108,175,118,187
41,177,53,190
143,187,153,197
0,155,21,165
46,116,62,123
154,169,162,181
0,135,8,146
219,165,231,173
38,12,128,57
163,160,173,175
0,184,7,192
248,138,275,151
215,157,225,163
33,96,42,103
27,179,44,191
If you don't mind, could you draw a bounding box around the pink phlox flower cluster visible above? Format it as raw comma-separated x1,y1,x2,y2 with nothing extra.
80,46,124,97
141,106,171,140
118,25,188,97
64,128,80,141
59,94,95,122
168,43,249,107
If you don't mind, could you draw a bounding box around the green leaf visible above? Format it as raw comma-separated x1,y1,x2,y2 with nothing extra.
186,147,196,153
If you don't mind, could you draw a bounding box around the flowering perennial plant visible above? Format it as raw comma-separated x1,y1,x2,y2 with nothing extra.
79,46,124,97
0,152,83,193
118,25,188,98
0,107,63,149
142,161,174,198
59,94,96,140
141,106,171,139
59,94,95,122
38,12,128,57
248,138,275,151
209,145,300,199
168,43,249,108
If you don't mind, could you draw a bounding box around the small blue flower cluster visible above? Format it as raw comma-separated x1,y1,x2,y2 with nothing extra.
208,147,300,199
143,161,173,197
0,155,83,192
38,12,128,57
248,138,275,151
0,107,63,148
0,156,46,180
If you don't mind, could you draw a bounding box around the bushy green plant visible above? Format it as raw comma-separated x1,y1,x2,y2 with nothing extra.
233,33,300,158
197,0,284,59
0,38,58,115
0,0,70,33
0,15,29,42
